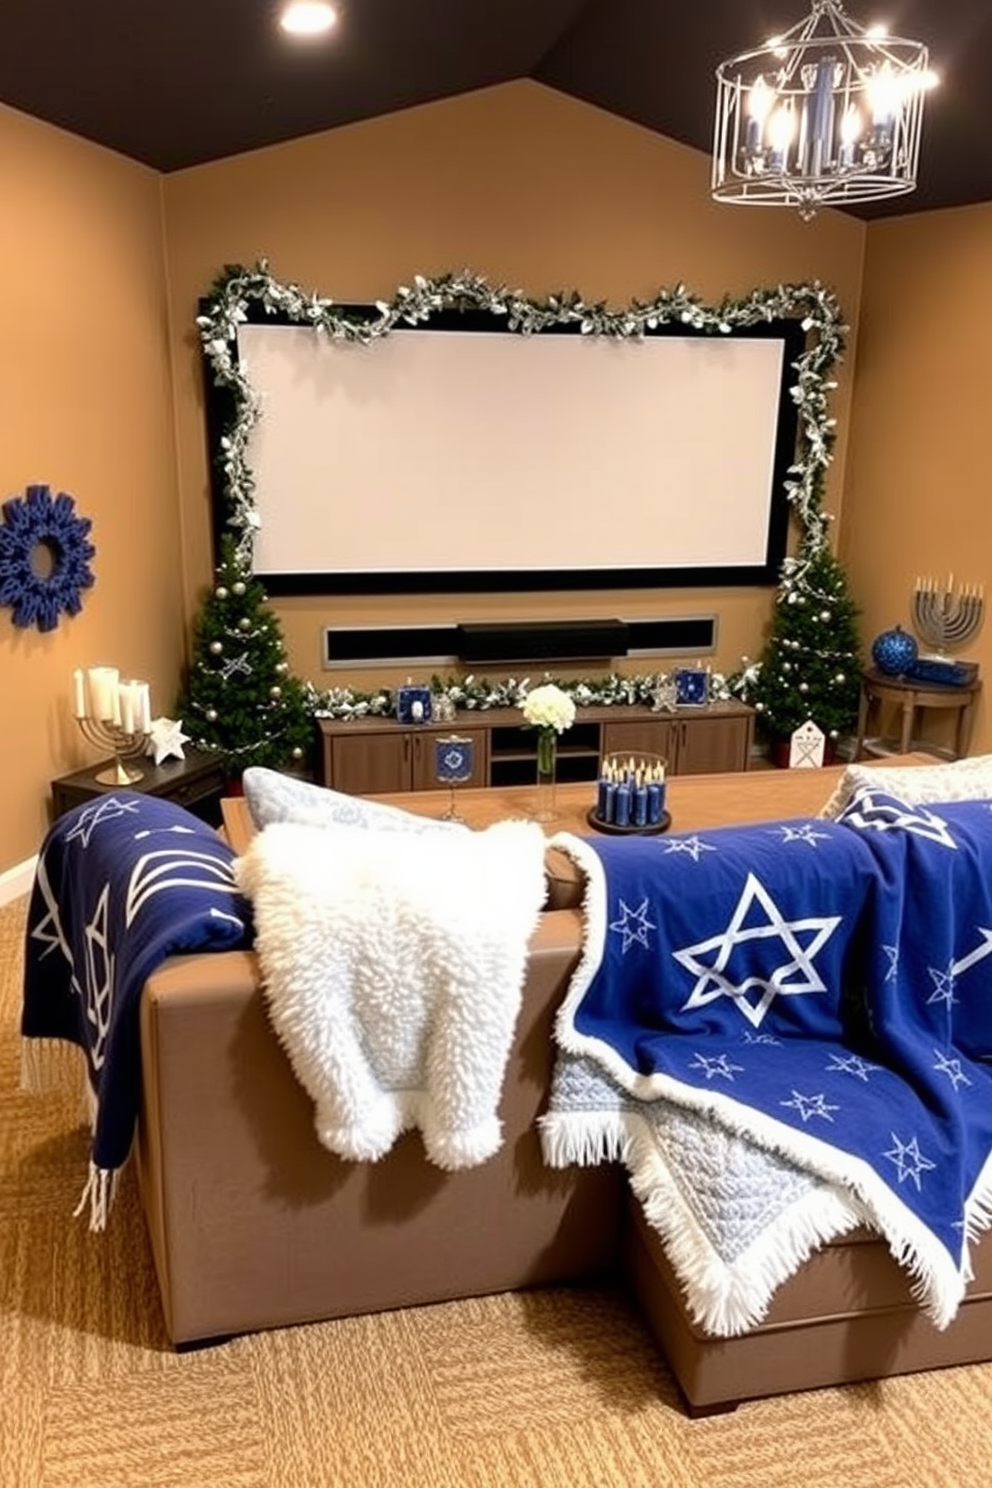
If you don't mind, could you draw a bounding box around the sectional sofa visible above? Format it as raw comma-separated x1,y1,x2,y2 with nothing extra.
133,757,992,1414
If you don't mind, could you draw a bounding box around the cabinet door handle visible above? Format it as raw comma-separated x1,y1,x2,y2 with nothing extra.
403,734,410,764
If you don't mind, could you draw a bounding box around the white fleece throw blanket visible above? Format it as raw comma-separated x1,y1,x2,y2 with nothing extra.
234,818,547,1169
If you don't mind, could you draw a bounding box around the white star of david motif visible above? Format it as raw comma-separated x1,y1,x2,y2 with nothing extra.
662,836,717,862
883,944,899,982
780,1090,840,1122
63,796,141,849
927,961,957,1008
883,1133,937,1190
933,1050,972,1090
83,882,114,1070
826,1052,880,1082
688,1053,744,1081
742,1032,782,1045
775,823,831,847
675,872,842,1029
841,791,957,848
925,930,992,1010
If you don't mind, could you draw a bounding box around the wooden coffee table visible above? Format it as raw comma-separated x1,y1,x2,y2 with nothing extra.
372,758,933,838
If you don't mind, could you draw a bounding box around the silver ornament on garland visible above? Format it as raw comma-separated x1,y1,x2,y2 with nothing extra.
238,617,251,631
216,586,229,600
206,708,218,722
270,685,282,699
232,581,246,596
209,640,223,655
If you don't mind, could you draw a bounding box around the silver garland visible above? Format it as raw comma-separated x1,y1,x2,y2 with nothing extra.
197,262,849,713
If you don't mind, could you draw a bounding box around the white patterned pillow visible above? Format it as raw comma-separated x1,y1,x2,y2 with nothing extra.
242,767,467,836
819,755,992,820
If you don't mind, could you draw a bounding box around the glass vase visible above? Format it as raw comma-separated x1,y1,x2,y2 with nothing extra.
535,728,558,823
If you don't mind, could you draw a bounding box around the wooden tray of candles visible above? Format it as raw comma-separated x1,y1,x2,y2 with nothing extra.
586,807,671,836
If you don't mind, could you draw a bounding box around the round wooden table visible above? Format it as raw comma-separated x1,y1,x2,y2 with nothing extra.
855,667,982,760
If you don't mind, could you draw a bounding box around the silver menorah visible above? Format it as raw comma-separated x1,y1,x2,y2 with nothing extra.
911,576,985,655
77,716,151,785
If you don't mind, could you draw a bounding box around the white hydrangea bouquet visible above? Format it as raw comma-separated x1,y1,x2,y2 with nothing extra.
521,683,576,812
521,682,577,737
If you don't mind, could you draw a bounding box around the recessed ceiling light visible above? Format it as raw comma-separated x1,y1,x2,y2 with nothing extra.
280,2,338,38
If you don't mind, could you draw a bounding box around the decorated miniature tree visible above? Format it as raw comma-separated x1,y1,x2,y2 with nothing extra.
178,537,313,773
742,534,863,754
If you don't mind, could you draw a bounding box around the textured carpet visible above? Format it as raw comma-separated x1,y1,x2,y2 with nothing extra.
2,893,992,1487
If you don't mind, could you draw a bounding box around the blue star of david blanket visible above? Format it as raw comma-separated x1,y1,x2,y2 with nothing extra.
21,792,252,1228
541,789,992,1333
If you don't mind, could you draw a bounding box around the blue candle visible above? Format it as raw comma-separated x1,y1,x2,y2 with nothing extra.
633,783,648,827
614,781,631,828
597,776,612,822
647,781,661,825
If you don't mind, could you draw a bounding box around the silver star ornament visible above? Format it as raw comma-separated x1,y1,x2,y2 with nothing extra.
146,716,191,766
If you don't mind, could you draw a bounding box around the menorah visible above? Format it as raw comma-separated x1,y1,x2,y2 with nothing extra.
911,576,985,656
73,666,152,785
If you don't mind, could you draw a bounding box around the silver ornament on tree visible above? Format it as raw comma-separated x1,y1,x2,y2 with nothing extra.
209,640,223,655
216,586,229,600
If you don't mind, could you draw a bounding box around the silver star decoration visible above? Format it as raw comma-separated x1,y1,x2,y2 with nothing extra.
662,836,717,862
826,1052,880,1082
883,1133,937,1191
840,791,957,849
63,796,140,849
780,1090,840,1123
146,717,191,766
675,871,842,1029
775,822,831,847
608,897,655,955
220,651,253,681
933,1050,972,1090
688,1052,744,1081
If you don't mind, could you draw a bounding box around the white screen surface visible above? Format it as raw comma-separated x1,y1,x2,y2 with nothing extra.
235,322,789,581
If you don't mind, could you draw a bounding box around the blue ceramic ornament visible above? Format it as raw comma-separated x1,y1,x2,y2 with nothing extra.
871,624,918,676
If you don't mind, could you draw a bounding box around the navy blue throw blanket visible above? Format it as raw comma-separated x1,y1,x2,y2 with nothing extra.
549,788,992,1327
21,792,252,1228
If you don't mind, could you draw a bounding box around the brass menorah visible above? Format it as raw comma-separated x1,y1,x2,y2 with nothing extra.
911,576,985,656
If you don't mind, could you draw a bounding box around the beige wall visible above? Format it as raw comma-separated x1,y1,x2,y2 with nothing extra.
161,81,866,699
0,104,184,882
16,78,987,881
841,202,992,755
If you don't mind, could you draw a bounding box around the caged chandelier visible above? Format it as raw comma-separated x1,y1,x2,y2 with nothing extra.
712,0,936,219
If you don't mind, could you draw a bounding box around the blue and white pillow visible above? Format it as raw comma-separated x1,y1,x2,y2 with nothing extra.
242,767,467,837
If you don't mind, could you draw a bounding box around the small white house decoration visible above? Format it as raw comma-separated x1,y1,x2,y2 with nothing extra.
789,719,826,769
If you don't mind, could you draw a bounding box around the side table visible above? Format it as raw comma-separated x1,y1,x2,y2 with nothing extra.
51,748,230,826
855,668,983,761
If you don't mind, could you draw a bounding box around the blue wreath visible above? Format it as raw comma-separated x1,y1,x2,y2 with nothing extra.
0,484,96,632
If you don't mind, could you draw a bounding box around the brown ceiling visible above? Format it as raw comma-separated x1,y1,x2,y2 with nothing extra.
1,0,988,220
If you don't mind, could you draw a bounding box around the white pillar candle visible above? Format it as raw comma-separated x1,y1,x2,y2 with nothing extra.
87,666,119,722
136,682,151,733
73,668,86,719
119,683,135,734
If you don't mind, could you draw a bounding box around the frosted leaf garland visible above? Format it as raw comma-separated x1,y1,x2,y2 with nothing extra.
197,261,851,718
197,262,847,570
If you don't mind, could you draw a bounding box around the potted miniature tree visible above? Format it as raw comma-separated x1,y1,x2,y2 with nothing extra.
743,534,863,764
